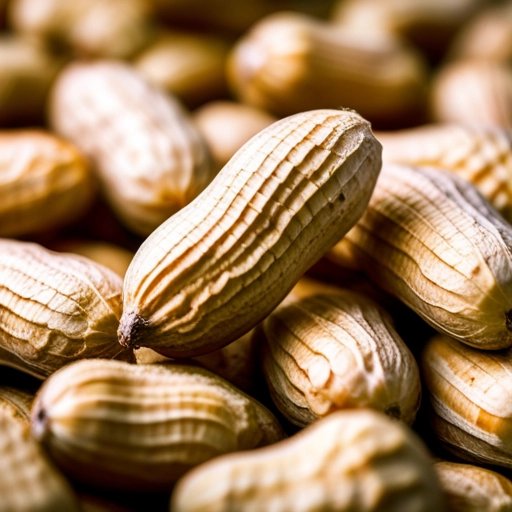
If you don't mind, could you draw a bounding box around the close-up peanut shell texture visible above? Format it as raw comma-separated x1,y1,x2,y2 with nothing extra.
118,108,382,357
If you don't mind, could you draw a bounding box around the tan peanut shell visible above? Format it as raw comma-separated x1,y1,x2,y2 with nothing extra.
331,0,483,61
0,386,32,423
260,290,421,427
49,60,213,236
0,131,94,237
9,0,153,59
134,31,229,109
227,11,428,125
435,461,512,512
118,109,382,357
171,408,446,512
448,3,512,62
375,124,512,222
331,163,512,350
193,100,277,170
0,409,79,512
0,35,62,125
0,239,134,378
431,59,512,129
422,334,512,469
31,359,285,491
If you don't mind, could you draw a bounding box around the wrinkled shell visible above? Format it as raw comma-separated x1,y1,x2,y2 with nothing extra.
0,239,133,378
49,60,213,235
375,124,512,222
119,109,382,356
31,359,285,491
435,461,512,512
171,409,446,512
422,334,512,468
331,163,512,349
227,11,427,124
260,290,421,426
0,409,79,512
0,130,94,237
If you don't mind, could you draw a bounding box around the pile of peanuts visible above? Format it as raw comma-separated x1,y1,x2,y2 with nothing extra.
3,0,512,511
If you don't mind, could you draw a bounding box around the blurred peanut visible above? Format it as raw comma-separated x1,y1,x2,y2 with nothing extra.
193,100,277,170
134,31,230,109
49,60,213,236
171,409,446,512
431,59,512,129
435,460,512,512
9,0,154,59
227,11,428,127
0,130,94,238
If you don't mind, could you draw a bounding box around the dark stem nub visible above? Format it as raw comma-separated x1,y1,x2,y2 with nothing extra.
118,312,149,349
385,405,401,420
506,309,512,332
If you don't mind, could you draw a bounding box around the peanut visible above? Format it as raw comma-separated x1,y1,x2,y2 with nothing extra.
118,109,382,357
0,130,94,238
31,359,285,491
171,409,446,512
0,239,134,378
259,290,421,426
49,60,213,236
422,334,512,468
330,163,512,350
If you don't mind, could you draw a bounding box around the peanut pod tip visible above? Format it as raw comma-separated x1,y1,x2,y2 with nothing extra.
118,312,149,349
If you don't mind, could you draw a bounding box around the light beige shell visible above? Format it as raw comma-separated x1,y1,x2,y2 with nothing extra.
134,31,229,109
0,409,79,512
9,0,153,59
431,60,512,129
435,460,512,512
0,239,134,378
374,124,512,222
31,359,285,491
171,408,446,512
118,109,382,357
331,163,512,350
0,130,94,237
49,60,213,235
193,100,277,170
331,0,483,60
448,3,512,62
260,290,421,427
422,334,512,468
227,11,427,125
